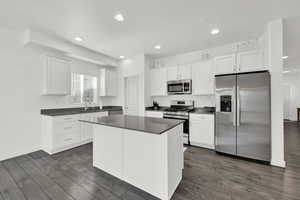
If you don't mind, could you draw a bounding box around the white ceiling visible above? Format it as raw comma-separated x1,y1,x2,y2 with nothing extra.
0,0,300,59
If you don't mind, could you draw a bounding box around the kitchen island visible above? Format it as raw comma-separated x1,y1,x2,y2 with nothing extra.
80,115,184,200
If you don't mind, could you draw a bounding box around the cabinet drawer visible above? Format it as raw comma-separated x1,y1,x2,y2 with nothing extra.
53,121,78,134
53,115,79,123
190,114,213,121
54,131,80,149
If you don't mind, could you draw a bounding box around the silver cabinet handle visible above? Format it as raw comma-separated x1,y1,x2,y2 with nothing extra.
64,138,73,142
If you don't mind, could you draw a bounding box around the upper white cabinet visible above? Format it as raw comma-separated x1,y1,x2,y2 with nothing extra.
237,50,264,72
167,66,178,81
192,60,214,95
214,51,266,75
99,68,118,97
214,54,236,75
150,68,167,96
42,56,70,95
178,65,192,80
167,65,191,81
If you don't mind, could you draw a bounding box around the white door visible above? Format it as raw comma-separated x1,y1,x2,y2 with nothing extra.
214,54,236,75
125,76,139,115
283,85,291,120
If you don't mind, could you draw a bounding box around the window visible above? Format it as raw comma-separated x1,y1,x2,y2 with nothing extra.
71,73,97,104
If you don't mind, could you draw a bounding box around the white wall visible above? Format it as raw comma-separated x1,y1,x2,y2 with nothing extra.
283,71,300,120
268,19,285,168
120,54,152,116
0,27,119,161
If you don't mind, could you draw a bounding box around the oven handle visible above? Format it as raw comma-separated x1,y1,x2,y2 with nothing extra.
163,115,188,120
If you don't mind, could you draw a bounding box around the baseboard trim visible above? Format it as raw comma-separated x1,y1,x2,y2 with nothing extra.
271,159,286,168
0,146,41,162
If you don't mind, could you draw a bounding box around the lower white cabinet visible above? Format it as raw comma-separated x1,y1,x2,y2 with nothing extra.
42,111,108,154
189,113,215,149
145,111,164,118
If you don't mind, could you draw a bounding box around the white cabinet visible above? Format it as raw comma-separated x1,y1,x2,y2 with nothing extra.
80,111,108,142
42,111,108,154
145,111,164,118
150,68,167,96
214,54,236,75
167,65,191,81
237,50,264,72
167,66,178,81
80,114,93,142
178,65,191,80
42,56,70,95
189,113,214,149
214,51,266,75
192,60,214,95
99,68,118,96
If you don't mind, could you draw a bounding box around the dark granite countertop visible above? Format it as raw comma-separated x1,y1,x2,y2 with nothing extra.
80,115,184,135
190,107,215,115
145,106,169,112
41,106,122,116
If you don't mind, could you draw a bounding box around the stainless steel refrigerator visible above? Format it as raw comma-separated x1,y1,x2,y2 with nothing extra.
215,71,271,162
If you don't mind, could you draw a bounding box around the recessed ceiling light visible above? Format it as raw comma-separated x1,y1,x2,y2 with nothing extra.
210,29,220,35
155,45,161,50
114,13,125,22
75,37,83,42
119,55,125,59
282,56,289,60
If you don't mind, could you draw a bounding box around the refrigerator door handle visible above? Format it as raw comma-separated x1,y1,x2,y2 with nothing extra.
237,86,241,126
232,86,236,126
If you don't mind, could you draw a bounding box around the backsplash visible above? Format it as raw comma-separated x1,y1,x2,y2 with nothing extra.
151,95,215,107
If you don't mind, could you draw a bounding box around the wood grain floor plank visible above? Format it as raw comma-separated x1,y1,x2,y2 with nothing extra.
0,163,26,200
2,159,50,200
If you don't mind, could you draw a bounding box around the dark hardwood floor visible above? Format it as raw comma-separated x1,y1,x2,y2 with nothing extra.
1,122,300,200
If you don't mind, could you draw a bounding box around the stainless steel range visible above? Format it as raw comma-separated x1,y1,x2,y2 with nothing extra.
163,100,194,145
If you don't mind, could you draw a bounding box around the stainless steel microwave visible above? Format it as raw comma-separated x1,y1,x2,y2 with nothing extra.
167,80,192,95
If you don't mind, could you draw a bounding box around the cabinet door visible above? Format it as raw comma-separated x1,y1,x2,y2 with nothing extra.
99,69,118,97
44,56,70,95
107,70,118,96
237,51,264,72
150,68,167,96
80,114,93,141
190,114,214,149
167,66,178,81
192,60,214,95
214,54,236,75
178,65,191,80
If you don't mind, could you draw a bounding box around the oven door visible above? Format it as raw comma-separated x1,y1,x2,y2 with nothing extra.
167,81,184,94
